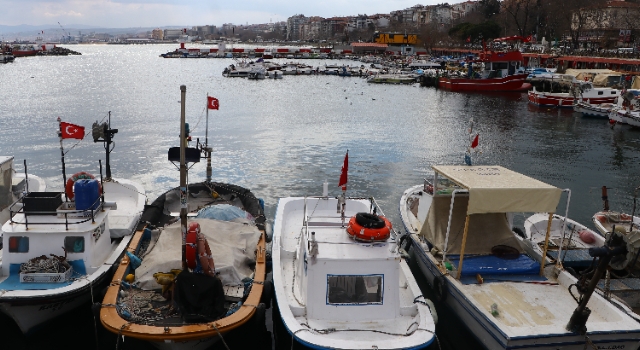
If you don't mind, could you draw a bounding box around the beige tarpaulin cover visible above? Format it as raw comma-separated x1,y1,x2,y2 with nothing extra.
633,76,640,90
420,195,523,254
564,68,616,77
592,73,621,87
134,218,261,290
433,166,562,215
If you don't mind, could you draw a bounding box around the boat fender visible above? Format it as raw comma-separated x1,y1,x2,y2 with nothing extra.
433,275,448,303
398,234,412,252
578,230,596,244
260,280,273,309
65,171,101,200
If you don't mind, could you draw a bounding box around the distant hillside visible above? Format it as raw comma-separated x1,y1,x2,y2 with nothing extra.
0,24,185,40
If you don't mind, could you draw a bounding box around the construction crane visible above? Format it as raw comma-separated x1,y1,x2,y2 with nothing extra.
58,22,70,43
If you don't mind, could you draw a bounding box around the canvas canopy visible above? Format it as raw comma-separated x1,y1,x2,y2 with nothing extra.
432,166,562,215
420,195,523,254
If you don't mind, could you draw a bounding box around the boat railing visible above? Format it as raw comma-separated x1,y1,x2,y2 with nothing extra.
8,193,103,230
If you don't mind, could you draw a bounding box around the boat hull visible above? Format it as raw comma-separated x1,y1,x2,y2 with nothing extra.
407,241,640,349
0,258,117,333
438,74,529,92
573,102,611,118
529,91,616,108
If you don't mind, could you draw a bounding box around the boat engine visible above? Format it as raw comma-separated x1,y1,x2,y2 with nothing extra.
566,230,635,334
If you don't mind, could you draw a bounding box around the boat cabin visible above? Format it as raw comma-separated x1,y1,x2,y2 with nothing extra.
288,198,401,321
0,190,114,285
475,50,524,79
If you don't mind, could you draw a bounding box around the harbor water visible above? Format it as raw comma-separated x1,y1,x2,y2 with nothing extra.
1,44,640,349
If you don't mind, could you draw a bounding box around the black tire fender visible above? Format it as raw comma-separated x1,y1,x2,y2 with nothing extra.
433,275,448,303
355,212,385,229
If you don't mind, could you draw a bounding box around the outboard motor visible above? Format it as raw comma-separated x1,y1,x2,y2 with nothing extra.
566,228,640,334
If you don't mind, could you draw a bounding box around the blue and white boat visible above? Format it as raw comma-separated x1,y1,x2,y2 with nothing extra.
0,121,146,334
272,189,437,349
399,165,640,350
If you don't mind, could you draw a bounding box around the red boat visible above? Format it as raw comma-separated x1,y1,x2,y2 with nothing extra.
528,80,620,108
438,36,532,92
11,44,40,57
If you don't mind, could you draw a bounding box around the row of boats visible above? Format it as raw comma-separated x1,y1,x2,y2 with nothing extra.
4,87,640,350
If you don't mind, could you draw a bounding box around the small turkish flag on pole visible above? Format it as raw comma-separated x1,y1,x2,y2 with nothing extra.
207,96,219,110
59,121,85,139
471,133,479,148
338,151,348,190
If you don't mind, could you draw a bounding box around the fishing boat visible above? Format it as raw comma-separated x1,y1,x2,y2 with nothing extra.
271,153,437,350
100,86,271,350
0,118,146,334
0,156,47,227
528,80,620,108
399,165,640,349
437,36,530,92
517,213,605,271
573,100,615,118
608,90,640,126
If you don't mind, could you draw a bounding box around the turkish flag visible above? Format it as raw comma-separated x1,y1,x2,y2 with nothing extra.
471,134,479,148
338,151,348,190
466,36,471,43
207,96,219,110
60,121,85,139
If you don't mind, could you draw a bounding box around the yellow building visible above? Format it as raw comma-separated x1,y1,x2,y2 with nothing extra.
373,33,418,45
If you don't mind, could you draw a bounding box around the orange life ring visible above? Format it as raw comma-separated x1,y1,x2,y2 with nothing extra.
186,222,215,275
186,222,199,270
346,213,392,241
65,171,102,200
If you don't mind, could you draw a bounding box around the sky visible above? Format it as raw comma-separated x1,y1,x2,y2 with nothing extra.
0,0,446,28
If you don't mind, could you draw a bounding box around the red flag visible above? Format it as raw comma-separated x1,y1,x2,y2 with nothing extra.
471,134,479,148
207,96,219,110
338,151,348,190
466,36,471,43
524,35,532,43
60,121,85,139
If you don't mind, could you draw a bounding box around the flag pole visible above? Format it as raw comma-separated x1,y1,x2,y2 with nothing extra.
57,117,68,199
205,94,212,183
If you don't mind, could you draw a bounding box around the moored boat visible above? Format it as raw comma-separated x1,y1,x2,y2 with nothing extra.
99,86,271,350
399,165,640,349
573,100,615,118
529,80,620,108
271,153,437,350
437,36,531,92
0,118,146,334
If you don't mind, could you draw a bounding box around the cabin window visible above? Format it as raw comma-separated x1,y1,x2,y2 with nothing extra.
598,91,603,95
493,62,508,70
8,236,29,253
65,236,85,253
327,274,383,305
612,91,617,94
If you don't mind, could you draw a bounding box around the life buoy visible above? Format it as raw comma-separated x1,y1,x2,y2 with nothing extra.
185,222,215,276
65,171,102,200
346,212,392,241
186,222,198,270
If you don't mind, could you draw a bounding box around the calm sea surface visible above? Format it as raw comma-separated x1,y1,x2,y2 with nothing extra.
2,44,640,350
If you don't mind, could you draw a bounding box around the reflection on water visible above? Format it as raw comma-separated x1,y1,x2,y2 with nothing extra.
1,44,640,349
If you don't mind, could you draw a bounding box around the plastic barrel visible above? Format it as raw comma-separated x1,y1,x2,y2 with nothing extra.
75,179,100,210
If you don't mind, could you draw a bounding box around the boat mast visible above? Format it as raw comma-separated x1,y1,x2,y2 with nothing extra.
179,85,188,270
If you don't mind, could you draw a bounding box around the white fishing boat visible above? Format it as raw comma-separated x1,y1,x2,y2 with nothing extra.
0,156,47,227
247,65,266,80
573,100,615,118
268,70,283,79
399,165,640,349
518,213,605,270
272,153,437,350
0,119,146,334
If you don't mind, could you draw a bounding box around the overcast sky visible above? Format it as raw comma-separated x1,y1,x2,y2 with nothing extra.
0,0,447,28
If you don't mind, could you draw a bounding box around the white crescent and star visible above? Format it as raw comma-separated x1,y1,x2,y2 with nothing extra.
65,125,77,135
